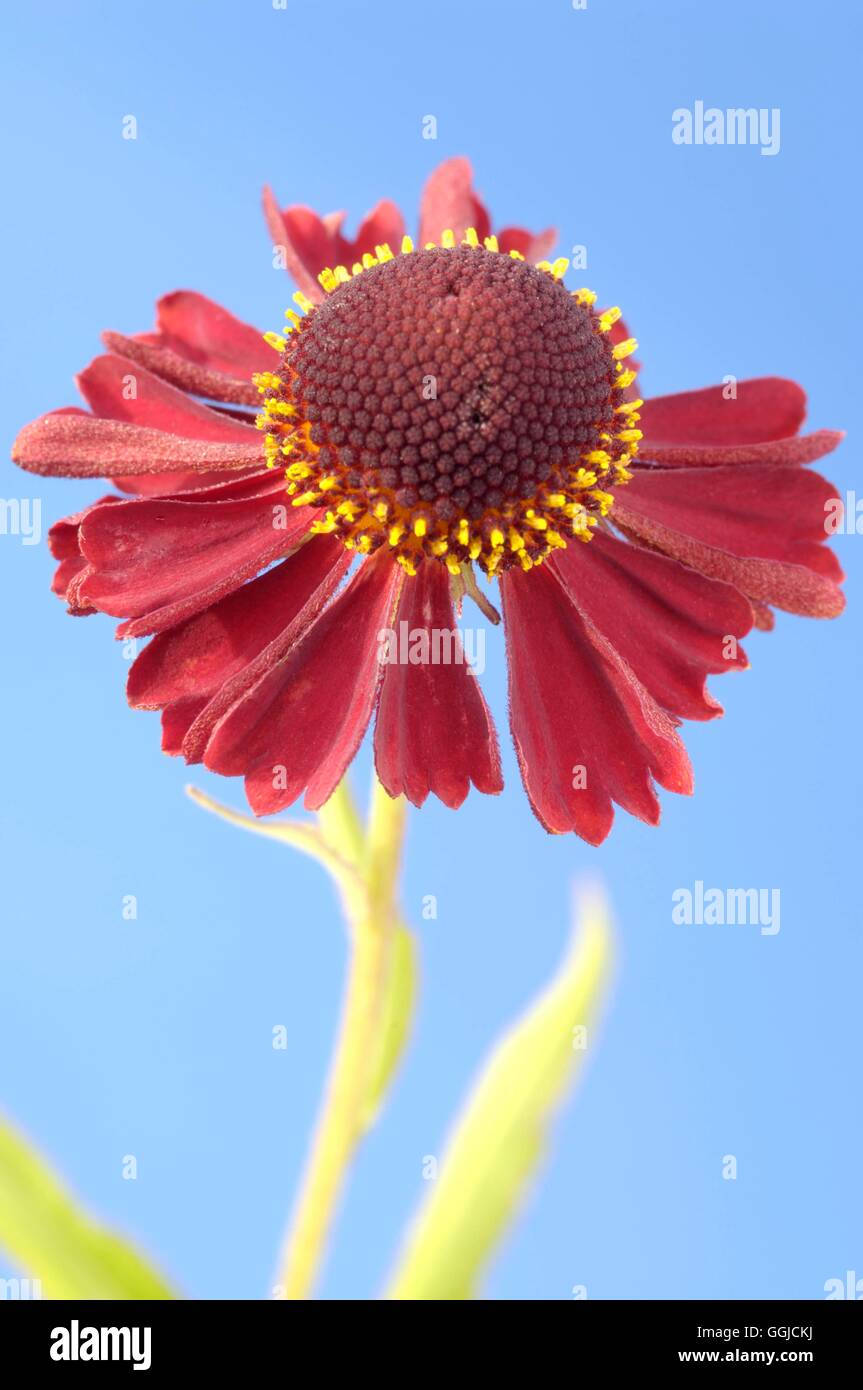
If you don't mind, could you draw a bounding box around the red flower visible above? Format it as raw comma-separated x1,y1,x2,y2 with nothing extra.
13,158,844,844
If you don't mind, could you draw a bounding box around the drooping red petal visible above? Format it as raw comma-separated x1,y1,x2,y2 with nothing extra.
48,497,117,560
76,354,257,443
13,414,264,478
126,538,338,709
501,564,693,844
639,377,807,447
65,564,98,617
551,529,752,721
179,548,351,766
126,537,347,755
77,489,313,636
617,463,845,617
373,560,502,808
204,550,404,813
48,495,123,608
418,157,492,245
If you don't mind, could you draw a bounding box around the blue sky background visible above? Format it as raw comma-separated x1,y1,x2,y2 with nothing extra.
1,0,860,1300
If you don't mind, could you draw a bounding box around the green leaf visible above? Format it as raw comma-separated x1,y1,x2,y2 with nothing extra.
384,884,613,1301
0,1116,176,1299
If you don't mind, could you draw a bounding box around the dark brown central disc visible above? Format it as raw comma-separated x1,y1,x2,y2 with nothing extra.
283,247,617,522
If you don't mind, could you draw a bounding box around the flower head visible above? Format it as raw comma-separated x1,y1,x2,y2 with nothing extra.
12,158,845,843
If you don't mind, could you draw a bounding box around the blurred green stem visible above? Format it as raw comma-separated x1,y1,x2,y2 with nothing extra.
276,779,407,1300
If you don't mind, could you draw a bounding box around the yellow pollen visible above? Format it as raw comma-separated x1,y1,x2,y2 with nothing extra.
614,368,638,390
612,337,638,360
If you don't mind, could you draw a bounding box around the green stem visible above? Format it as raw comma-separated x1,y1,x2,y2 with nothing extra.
276,780,407,1300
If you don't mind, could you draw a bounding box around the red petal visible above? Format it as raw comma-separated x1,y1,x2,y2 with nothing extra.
78,490,312,635
126,538,346,755
76,354,257,443
351,199,406,260
48,495,122,608
48,496,119,560
497,226,557,263
616,463,844,617
179,546,351,765
52,553,90,604
263,190,334,303
501,564,693,844
418,157,492,245
637,429,842,468
160,697,209,755
204,550,404,813
126,538,338,707
112,465,274,499
65,564,98,616
639,378,807,447
101,330,262,407
749,599,776,631
374,561,502,808
13,413,264,478
551,529,752,721
150,291,266,380
263,187,407,303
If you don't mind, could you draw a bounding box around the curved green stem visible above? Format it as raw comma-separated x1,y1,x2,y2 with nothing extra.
276,780,408,1300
